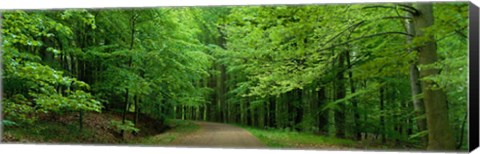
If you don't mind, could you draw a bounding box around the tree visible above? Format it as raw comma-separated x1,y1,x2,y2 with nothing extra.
413,3,455,150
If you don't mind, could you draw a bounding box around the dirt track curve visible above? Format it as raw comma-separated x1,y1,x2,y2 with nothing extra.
171,121,266,148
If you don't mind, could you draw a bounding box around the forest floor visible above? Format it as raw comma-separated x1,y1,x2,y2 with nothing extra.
130,121,265,149
135,121,420,151
132,120,397,150
2,113,418,151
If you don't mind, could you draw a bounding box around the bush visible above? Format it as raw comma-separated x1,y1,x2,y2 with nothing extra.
109,120,140,134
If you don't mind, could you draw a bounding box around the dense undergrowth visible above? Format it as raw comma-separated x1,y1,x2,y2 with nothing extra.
2,112,169,144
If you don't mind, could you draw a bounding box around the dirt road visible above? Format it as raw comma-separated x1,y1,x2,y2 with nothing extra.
171,121,265,148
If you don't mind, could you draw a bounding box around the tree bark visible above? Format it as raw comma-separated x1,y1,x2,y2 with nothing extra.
317,86,329,134
133,95,139,125
413,3,456,150
121,88,129,138
346,47,361,140
335,51,346,138
121,11,137,139
269,96,276,127
380,86,386,143
295,89,303,131
405,10,428,146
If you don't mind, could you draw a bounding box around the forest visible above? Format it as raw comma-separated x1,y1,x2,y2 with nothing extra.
0,2,469,151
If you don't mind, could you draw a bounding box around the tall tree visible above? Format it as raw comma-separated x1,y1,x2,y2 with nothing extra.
413,3,455,150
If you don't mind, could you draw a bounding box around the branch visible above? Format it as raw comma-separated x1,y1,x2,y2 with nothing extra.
316,16,411,51
318,31,414,52
436,26,468,42
455,26,468,39
381,16,412,20
393,6,410,34
395,3,420,16
319,21,365,48
362,5,419,16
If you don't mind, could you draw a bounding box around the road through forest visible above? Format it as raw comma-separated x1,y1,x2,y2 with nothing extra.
171,121,266,148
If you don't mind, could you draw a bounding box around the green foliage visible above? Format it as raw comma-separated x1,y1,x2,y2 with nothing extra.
2,10,103,125
1,3,468,149
2,120,19,127
109,120,140,134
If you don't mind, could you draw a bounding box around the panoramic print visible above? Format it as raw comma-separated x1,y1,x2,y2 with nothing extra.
0,2,469,151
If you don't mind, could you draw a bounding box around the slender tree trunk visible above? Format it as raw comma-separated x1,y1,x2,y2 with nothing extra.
241,99,245,125
413,3,456,150
346,48,361,140
266,99,270,127
269,97,276,128
317,86,328,134
260,101,265,128
196,106,200,120
203,105,207,121
209,62,218,122
121,12,138,139
121,88,129,138
405,10,428,146
380,86,386,143
457,113,467,149
294,89,303,131
250,102,255,127
275,96,281,128
220,64,227,123
181,105,185,120
133,95,139,125
335,51,346,138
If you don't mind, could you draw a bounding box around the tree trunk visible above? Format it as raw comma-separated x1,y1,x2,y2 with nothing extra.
121,88,129,138
133,95,139,125
413,3,455,150
241,99,246,125
269,97,276,127
209,62,218,122
203,105,207,121
220,64,227,123
334,51,346,138
294,89,303,131
181,105,185,120
380,86,386,143
405,10,428,146
317,86,329,134
346,48,361,140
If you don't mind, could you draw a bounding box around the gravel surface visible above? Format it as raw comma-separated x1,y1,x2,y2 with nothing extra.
171,121,266,149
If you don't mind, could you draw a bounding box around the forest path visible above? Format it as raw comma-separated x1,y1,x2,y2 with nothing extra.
170,121,266,148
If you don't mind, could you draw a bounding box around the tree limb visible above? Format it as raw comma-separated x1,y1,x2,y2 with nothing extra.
436,26,468,42
395,3,421,15
318,31,414,52
319,21,365,48
362,5,419,16
381,16,412,20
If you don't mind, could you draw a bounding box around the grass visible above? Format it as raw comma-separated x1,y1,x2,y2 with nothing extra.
242,126,357,150
129,119,200,145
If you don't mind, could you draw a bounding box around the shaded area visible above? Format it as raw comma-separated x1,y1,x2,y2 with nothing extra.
2,112,169,144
